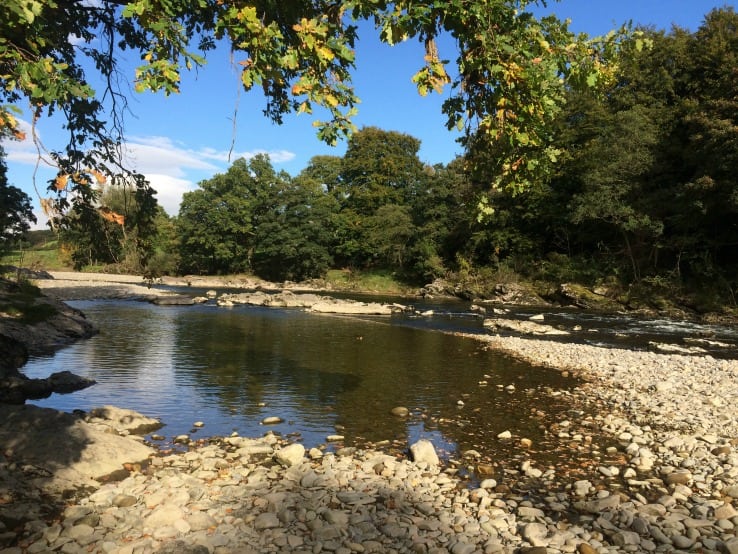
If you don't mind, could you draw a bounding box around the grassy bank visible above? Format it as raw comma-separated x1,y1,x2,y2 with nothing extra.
323,269,415,295
1,231,71,272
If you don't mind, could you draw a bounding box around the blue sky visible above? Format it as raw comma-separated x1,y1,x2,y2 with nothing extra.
3,0,733,224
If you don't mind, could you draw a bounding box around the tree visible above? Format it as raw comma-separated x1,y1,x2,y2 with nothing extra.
145,207,180,277
675,8,738,290
332,127,426,268
339,127,425,212
0,146,36,253
0,0,628,240
566,104,665,281
363,204,416,269
177,157,268,274
252,177,336,282
57,175,159,270
299,155,343,194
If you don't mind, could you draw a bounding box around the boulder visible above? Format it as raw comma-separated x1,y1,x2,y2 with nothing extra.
0,334,28,373
0,369,96,404
150,295,195,306
556,283,622,311
218,290,401,315
0,292,96,358
85,405,162,435
309,300,394,315
0,404,154,495
419,278,454,298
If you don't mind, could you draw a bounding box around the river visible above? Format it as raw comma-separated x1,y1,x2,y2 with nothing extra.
20,293,738,482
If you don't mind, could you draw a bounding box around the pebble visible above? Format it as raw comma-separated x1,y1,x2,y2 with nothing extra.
5,335,738,554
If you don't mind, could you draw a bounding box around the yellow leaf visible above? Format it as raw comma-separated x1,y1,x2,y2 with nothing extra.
40,198,54,217
72,172,89,186
316,46,335,61
54,174,68,191
88,168,106,185
99,207,125,226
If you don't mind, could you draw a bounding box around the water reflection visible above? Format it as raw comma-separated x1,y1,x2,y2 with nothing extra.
22,300,582,474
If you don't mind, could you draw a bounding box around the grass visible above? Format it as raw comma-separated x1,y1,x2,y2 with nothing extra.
0,278,59,324
1,239,72,272
324,269,415,295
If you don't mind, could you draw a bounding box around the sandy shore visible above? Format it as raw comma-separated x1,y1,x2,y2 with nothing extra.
6,272,738,552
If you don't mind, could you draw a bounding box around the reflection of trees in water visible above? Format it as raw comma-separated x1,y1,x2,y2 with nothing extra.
77,302,179,384
171,305,579,453
171,308,364,418
60,302,583,462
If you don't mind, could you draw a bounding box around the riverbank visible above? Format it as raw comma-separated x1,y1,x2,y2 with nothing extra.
4,337,738,553
3,275,738,553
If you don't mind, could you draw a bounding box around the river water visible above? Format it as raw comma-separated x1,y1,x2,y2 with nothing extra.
20,293,738,482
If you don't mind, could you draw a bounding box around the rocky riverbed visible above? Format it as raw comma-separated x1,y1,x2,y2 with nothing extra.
3,273,738,553
1,334,737,553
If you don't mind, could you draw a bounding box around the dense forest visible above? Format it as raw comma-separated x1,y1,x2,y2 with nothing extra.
2,8,737,311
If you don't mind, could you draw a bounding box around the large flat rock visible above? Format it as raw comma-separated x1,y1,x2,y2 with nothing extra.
0,404,154,496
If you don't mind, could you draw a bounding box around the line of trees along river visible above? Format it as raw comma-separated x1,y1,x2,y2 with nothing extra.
4,8,737,311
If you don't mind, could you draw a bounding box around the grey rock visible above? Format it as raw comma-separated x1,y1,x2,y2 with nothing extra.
611,530,640,546
724,537,738,554
85,405,162,435
187,512,217,531
521,522,548,546
254,513,280,530
574,494,620,514
144,505,185,529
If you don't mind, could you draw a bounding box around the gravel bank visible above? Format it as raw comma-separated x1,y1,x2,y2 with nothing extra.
2,333,737,553
5,275,738,553
34,272,176,301
33,272,319,301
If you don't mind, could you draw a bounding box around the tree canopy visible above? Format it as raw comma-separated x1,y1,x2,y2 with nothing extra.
1,0,628,232
175,7,737,306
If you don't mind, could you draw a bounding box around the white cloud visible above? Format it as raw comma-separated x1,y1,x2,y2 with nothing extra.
124,135,295,175
123,136,220,177
197,145,296,164
3,119,56,168
122,136,296,214
3,127,296,217
146,174,197,216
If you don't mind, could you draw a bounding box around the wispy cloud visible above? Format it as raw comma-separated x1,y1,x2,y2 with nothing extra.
122,136,221,177
3,127,296,217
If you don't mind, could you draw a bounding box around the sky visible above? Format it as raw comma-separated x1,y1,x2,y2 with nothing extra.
2,0,734,227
